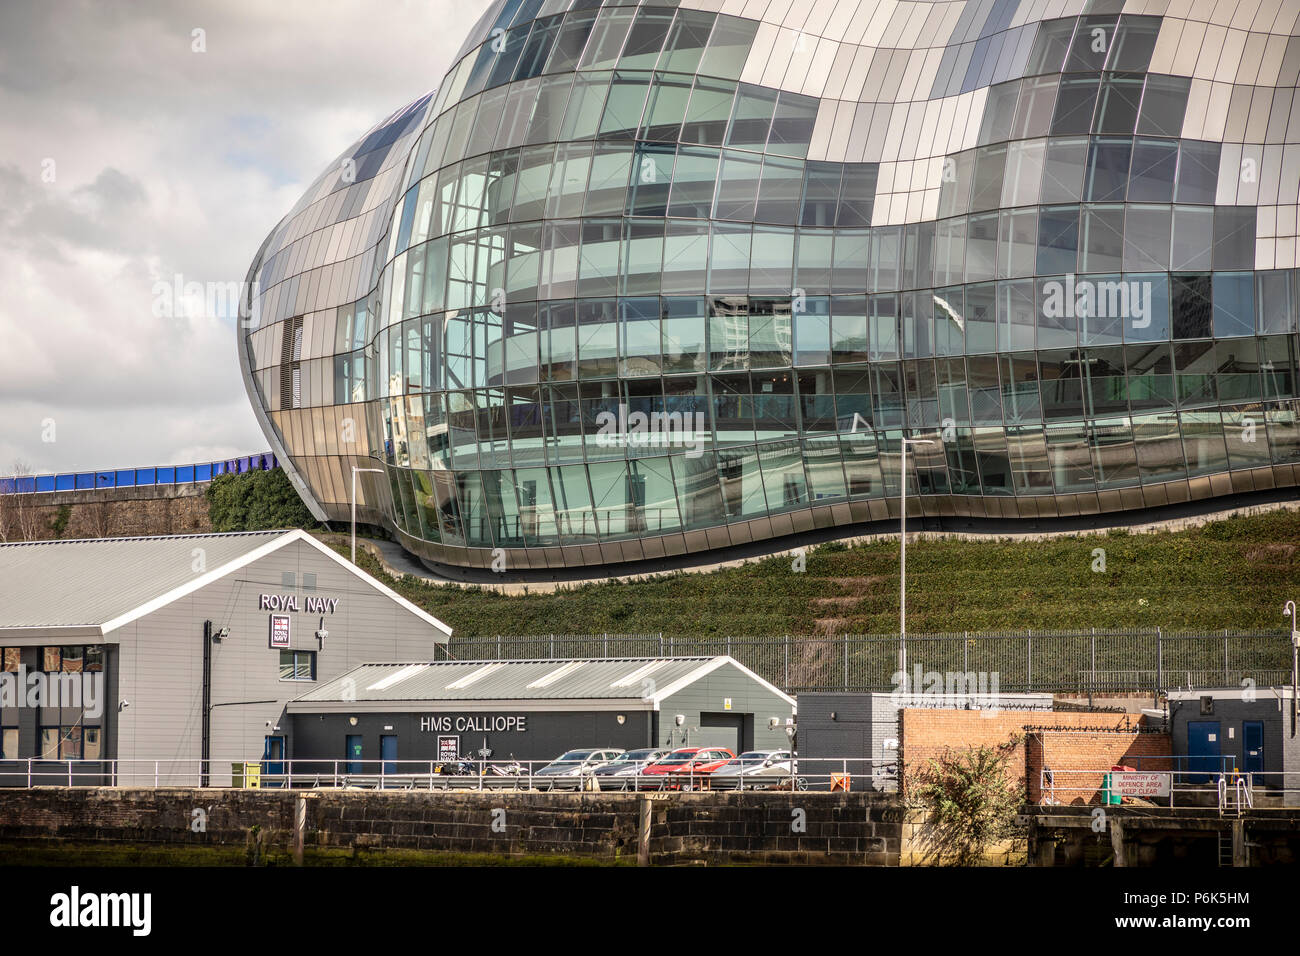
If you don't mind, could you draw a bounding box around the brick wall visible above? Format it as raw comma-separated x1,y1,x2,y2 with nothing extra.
901,709,1170,804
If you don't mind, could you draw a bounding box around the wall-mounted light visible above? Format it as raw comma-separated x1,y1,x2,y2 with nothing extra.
617,714,625,725
348,716,358,726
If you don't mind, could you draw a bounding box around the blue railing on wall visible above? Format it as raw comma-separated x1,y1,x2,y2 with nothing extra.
0,453,278,495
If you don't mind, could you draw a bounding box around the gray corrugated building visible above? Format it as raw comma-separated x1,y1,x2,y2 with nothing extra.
287,657,795,764
1167,687,1300,802
797,690,1054,790
0,530,450,785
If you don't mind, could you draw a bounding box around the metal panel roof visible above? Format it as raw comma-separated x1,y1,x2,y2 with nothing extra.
293,657,757,705
0,532,286,628
0,530,451,638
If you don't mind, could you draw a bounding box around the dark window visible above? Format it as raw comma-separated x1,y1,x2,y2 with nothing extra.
1025,18,1077,75
1176,141,1221,204
1108,16,1160,71
836,165,877,228
1051,74,1101,135
1037,206,1080,275
1171,205,1214,270
1171,274,1213,339
800,162,843,227
1137,75,1190,137
725,84,778,151
766,91,819,158
1127,139,1178,202
1065,17,1118,73
1083,138,1131,202
1093,73,1143,134
1213,207,1257,271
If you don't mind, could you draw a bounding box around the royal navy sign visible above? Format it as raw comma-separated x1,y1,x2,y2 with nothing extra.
259,594,339,614
269,614,291,648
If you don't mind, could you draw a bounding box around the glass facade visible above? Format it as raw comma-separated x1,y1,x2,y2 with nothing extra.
240,0,1300,571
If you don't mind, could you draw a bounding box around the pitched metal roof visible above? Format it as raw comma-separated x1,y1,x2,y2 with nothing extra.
290,656,793,707
0,529,451,639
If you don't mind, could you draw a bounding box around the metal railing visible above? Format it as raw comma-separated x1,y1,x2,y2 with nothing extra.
1040,757,1242,808
0,756,895,793
446,629,1294,695
0,453,277,495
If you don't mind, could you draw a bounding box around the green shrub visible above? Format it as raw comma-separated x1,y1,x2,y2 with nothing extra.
206,469,317,533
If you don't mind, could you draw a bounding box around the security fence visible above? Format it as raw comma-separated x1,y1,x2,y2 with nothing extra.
442,629,1294,696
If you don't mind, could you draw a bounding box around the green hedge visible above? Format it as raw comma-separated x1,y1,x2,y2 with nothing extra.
340,507,1300,639
206,469,317,533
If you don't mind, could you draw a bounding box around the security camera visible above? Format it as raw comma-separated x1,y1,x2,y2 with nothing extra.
767,717,780,731
118,700,130,711
216,626,230,641
674,714,685,727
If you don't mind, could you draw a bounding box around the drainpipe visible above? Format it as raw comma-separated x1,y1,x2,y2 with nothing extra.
201,620,212,787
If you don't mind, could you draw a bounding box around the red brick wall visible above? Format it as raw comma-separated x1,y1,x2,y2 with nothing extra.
900,710,1171,804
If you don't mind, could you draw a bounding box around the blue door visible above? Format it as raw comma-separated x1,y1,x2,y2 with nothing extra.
346,735,363,774
262,736,285,785
1243,721,1264,774
380,735,398,775
1187,721,1220,783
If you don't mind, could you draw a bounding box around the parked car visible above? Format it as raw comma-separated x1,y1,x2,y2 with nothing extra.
639,747,735,790
591,748,669,789
708,750,795,789
533,748,622,789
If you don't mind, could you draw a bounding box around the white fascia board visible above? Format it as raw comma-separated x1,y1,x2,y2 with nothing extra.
99,530,451,640
649,656,796,708
286,697,655,714
0,625,107,643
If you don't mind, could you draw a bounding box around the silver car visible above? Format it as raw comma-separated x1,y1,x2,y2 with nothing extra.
708,751,795,790
590,748,669,789
533,748,622,789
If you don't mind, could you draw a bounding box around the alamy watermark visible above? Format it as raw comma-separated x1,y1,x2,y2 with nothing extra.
889,665,1001,711
151,272,261,326
0,667,104,719
593,403,708,458
1041,273,1152,329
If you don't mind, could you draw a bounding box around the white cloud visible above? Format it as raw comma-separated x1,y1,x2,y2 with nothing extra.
0,0,478,474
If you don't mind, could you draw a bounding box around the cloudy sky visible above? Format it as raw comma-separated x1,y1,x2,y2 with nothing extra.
0,0,481,474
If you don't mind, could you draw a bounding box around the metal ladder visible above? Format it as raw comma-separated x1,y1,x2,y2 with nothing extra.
1217,829,1234,867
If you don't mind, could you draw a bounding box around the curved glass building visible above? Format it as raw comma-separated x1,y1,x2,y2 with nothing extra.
240,0,1300,572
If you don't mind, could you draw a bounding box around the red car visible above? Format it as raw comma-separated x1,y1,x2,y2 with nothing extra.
639,747,735,790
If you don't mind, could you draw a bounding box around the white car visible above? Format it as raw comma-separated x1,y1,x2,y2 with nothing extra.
708,751,795,789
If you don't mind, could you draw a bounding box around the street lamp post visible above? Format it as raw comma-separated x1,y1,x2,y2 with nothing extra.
899,438,935,676
350,466,386,564
1286,601,1298,736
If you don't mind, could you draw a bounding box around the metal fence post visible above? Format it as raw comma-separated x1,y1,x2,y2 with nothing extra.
784,636,789,690
843,633,848,692
1027,630,1032,691
1224,630,1230,685
497,635,501,660
1090,630,1096,699
1156,627,1163,692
